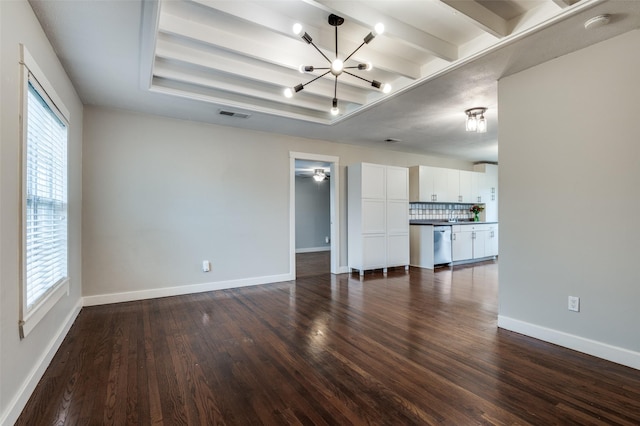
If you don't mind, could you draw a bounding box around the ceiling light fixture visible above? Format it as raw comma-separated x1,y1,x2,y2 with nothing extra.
313,169,327,181
465,107,487,133
285,14,391,116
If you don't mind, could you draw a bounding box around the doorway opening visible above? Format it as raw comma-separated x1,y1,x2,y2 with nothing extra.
289,152,340,277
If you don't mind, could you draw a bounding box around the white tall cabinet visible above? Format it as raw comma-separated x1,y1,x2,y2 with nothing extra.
348,163,409,275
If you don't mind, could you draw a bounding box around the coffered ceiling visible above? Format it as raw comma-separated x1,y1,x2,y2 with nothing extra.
29,0,640,162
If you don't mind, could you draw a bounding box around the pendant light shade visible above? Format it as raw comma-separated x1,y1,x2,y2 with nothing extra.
465,107,487,133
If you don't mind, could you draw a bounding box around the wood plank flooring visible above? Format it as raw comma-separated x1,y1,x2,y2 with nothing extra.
17,254,640,425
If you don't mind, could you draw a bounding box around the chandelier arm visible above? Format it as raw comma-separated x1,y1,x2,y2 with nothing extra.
343,42,366,63
335,25,338,58
309,41,332,64
343,70,372,84
334,76,338,98
301,70,331,88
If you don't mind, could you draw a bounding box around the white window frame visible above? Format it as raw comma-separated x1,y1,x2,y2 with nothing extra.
19,45,71,338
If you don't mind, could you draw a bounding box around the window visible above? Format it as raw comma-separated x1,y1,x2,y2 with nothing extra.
19,45,71,338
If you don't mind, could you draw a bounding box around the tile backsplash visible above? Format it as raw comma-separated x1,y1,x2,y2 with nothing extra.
409,202,476,221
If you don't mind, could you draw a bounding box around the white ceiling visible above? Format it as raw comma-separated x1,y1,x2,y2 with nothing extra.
29,0,640,163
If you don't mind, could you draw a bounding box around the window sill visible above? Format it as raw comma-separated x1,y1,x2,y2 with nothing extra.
20,278,69,339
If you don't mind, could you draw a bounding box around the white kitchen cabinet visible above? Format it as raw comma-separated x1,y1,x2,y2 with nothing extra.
452,225,473,261
349,163,409,275
446,169,459,203
409,165,428,202
409,166,454,202
485,225,499,257
452,223,498,262
474,163,498,222
470,171,484,203
472,229,487,259
458,170,473,203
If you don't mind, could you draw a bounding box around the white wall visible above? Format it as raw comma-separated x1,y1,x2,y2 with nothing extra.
498,30,640,368
0,0,83,423
295,176,331,252
82,106,472,303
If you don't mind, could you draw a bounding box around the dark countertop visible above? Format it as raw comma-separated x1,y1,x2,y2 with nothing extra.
410,220,498,225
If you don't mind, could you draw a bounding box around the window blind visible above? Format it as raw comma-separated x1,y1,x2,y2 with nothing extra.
25,78,68,310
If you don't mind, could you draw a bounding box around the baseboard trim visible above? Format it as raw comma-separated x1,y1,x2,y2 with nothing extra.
498,315,640,370
1,299,82,426
82,272,295,307
295,246,330,253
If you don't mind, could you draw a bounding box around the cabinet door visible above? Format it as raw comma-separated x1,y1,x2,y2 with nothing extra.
452,230,473,261
473,230,487,259
362,234,386,268
459,170,472,203
386,166,408,200
446,169,460,202
387,200,409,234
361,163,386,199
471,172,484,203
420,166,436,201
362,199,385,234
432,167,449,202
387,234,409,267
485,227,499,257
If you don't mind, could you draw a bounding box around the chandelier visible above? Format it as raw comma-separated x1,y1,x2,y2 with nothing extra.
465,107,487,133
312,169,327,181
284,14,391,116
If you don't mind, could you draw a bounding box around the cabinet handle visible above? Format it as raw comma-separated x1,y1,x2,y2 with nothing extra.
453,233,456,241
491,194,496,201
490,231,494,237
458,195,462,202
477,196,482,202
472,232,476,239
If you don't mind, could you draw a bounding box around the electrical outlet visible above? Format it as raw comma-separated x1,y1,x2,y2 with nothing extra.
325,236,330,244
568,296,580,312
202,260,211,272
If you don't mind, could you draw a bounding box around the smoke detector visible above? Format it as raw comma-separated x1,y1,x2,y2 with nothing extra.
584,14,611,30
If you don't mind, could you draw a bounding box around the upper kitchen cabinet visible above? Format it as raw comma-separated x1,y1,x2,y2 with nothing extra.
409,166,456,203
411,164,498,212
459,170,473,203
473,163,498,221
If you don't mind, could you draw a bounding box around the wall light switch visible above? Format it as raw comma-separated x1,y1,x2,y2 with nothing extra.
568,296,580,312
202,260,211,272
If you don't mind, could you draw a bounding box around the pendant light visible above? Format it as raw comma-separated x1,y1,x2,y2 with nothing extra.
285,14,391,116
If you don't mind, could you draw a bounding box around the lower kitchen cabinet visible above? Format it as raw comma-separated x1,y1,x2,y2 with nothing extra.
452,223,498,262
452,227,473,261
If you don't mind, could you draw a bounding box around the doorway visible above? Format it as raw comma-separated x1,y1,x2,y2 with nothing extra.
289,152,340,277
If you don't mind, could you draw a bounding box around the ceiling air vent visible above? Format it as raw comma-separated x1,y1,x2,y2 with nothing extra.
218,110,251,119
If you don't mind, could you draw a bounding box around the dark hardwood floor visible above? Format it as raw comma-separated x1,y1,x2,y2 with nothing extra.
17,254,640,425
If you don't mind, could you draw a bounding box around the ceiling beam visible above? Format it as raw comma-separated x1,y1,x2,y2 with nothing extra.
439,0,509,38
159,12,421,80
154,38,371,105
153,60,343,113
301,0,458,62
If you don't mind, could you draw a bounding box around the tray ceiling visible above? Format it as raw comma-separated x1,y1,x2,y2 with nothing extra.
146,0,576,124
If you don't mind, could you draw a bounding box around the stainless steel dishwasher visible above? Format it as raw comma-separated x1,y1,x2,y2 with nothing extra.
433,226,452,265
